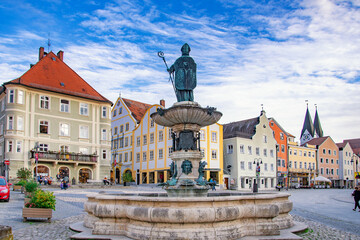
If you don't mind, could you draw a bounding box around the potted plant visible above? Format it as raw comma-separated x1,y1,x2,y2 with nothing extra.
13,179,27,191
22,189,56,222
122,172,133,186
24,181,39,202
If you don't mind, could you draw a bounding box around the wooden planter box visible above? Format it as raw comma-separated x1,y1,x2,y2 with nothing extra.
22,208,52,222
13,185,22,191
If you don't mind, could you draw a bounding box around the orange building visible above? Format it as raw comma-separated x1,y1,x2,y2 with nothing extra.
268,118,293,187
307,137,340,187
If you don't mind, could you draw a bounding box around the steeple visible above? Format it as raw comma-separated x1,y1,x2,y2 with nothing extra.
300,101,314,145
313,104,323,138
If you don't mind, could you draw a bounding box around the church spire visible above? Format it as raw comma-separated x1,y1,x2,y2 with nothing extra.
313,104,323,138
300,101,315,145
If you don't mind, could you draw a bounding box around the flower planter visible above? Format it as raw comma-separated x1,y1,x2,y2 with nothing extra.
22,208,52,222
24,198,31,205
13,185,22,191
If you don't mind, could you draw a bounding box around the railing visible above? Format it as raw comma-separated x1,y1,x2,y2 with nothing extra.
30,150,98,163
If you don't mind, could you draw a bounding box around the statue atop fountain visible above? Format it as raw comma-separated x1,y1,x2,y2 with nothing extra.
152,43,222,197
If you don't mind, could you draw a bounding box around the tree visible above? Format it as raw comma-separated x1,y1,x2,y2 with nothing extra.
17,168,32,180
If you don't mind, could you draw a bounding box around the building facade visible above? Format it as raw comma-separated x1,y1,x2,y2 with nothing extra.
0,47,112,183
307,137,340,187
111,97,223,185
223,110,277,191
288,141,317,188
337,142,355,188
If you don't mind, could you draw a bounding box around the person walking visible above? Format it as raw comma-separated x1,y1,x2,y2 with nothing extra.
352,187,360,211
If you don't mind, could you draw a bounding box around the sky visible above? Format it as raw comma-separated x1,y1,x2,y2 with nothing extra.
0,0,360,143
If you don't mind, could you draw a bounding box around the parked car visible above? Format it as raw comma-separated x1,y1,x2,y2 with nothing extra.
0,176,11,202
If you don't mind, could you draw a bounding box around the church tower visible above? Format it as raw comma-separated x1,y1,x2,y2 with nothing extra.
313,104,324,138
300,102,315,145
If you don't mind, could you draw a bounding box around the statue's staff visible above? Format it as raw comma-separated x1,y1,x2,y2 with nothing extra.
158,51,176,94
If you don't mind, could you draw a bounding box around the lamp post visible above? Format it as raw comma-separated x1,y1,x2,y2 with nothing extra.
34,142,40,180
308,165,313,188
253,158,262,193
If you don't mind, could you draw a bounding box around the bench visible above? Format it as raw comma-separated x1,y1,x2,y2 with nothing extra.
87,179,113,186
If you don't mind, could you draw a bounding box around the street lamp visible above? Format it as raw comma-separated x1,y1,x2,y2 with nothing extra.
308,165,313,188
253,158,263,193
34,142,40,180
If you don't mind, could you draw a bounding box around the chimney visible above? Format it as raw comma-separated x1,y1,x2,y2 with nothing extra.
39,47,45,60
160,99,165,107
57,50,64,61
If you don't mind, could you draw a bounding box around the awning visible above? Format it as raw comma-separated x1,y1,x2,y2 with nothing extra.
314,176,331,182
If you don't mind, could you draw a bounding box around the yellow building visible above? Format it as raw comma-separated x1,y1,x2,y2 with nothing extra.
111,97,223,185
288,140,317,187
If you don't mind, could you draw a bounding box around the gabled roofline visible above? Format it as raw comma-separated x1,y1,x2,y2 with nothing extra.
268,117,294,137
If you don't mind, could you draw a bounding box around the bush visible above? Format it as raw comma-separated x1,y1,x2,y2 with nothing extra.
25,189,56,210
122,172,133,183
16,168,32,181
25,181,39,193
15,179,27,186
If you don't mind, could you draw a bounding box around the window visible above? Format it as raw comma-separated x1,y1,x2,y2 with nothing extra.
256,147,260,156
136,137,140,147
299,150,302,156
124,152,128,162
18,90,24,104
125,123,129,131
326,159,329,163
334,150,336,156
143,135,147,145
321,168,324,174
7,140,13,152
60,123,69,136
271,163,274,171
158,130,164,141
294,150,297,155
142,152,147,162
60,99,69,112
308,151,311,157
119,153,123,163
16,116,23,131
248,162,252,170
102,150,107,159
80,103,88,115
281,145,285,152
40,121,48,134
328,150,331,155
120,125,124,133
117,100,120,106
8,116,13,130
39,143,48,152
201,149,205,157
227,145,233,154
240,161,245,170
16,141,22,152
102,129,107,141
168,147,173,155
336,169,339,175
150,133,154,144
240,145,244,154
211,150,217,159
323,149,326,154
331,168,334,175
282,159,285,167
113,109,117,117
263,149,267,157
270,149,274,157
304,162,307,169
321,157,324,163
294,161,297,168
280,132,284,140
8,90,14,103
150,150,154,161
289,161,292,168
211,132,217,142
119,107,122,114
102,106,107,118
150,119,154,128
299,162,302,169
263,135,267,143
136,153,140,162
60,145,69,152
114,127,118,135
80,125,89,138
289,149,292,155
125,137,129,147
119,138,124,148
159,149,163,159
277,159,281,166
264,163,268,171
331,159,334,164
200,130,205,140
304,151,307,157
313,163,315,170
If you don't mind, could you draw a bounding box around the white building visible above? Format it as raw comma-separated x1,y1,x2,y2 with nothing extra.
223,110,277,191
111,97,223,185
337,142,355,188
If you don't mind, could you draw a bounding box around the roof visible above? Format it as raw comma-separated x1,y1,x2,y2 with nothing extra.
223,117,259,139
4,51,112,104
301,107,314,137
313,109,324,137
306,136,328,146
268,117,293,137
336,142,346,149
122,98,152,122
343,138,360,156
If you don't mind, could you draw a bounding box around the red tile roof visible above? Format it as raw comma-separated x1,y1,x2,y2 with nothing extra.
5,51,112,104
306,136,328,146
122,98,152,123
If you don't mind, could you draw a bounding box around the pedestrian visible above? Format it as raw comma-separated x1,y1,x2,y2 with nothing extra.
352,187,360,211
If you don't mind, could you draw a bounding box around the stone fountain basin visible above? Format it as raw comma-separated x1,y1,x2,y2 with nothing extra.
83,192,293,240
150,101,222,127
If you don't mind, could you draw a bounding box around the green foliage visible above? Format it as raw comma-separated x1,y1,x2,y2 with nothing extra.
16,168,32,180
25,181,39,193
15,179,27,186
122,172,133,182
26,189,56,211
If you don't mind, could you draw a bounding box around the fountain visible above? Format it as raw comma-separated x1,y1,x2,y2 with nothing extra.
71,44,303,240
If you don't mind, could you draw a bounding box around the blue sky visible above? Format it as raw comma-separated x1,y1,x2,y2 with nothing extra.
1,0,360,142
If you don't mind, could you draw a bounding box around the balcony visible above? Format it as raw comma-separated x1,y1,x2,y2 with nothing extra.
30,150,98,166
